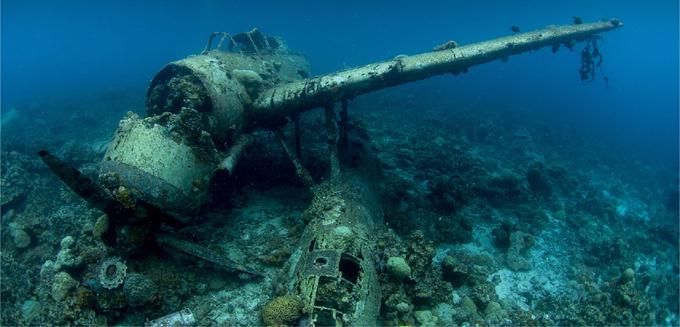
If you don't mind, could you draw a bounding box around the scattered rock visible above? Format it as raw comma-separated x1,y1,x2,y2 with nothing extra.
435,213,473,244
458,296,478,319
526,165,552,197
123,273,157,307
56,248,83,270
40,260,56,278
492,222,516,249
9,223,31,249
441,255,469,287
414,310,438,327
51,272,78,301
506,231,534,271
386,256,412,280
60,235,75,249
21,299,41,323
396,302,410,313
470,281,499,308
434,303,455,326
622,268,635,282
92,214,109,239
506,253,531,271
484,301,507,323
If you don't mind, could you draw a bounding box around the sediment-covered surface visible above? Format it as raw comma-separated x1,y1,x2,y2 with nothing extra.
1,88,677,326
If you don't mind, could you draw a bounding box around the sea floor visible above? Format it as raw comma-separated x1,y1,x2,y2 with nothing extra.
1,89,678,326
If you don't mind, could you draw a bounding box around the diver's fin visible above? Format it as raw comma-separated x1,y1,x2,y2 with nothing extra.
38,150,121,214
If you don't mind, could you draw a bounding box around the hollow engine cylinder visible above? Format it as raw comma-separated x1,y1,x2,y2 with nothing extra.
99,42,310,222
146,50,310,147
99,113,219,223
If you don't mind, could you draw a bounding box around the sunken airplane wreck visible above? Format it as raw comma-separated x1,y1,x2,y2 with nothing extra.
41,20,622,326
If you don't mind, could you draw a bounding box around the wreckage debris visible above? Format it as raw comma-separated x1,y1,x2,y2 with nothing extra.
27,20,626,326
155,234,264,277
146,308,197,327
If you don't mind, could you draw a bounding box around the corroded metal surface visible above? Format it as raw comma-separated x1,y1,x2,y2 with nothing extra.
155,234,264,277
284,134,383,326
287,180,382,326
146,45,310,144
252,20,622,122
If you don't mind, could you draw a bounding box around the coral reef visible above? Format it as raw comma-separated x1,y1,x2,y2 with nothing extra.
354,89,676,325
55,235,83,269
51,271,78,301
9,222,31,248
92,214,109,239
0,85,676,326
434,210,473,244
261,295,304,326
123,273,157,307
505,231,534,271
20,299,41,324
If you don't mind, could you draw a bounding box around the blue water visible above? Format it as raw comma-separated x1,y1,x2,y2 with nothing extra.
2,1,678,325
2,1,678,169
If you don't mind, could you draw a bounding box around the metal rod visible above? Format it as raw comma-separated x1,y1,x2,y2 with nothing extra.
217,134,254,174
201,32,219,54
325,104,341,183
293,114,302,160
340,99,349,156
273,129,315,188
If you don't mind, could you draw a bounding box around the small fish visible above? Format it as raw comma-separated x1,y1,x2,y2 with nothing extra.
573,16,583,25
509,26,520,33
